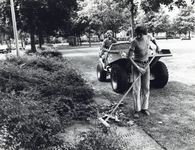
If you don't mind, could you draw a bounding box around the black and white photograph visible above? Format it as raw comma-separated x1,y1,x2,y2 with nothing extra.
0,0,195,149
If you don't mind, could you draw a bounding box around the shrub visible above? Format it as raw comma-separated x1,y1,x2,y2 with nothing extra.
0,92,63,150
38,51,63,60
0,54,96,149
73,129,123,150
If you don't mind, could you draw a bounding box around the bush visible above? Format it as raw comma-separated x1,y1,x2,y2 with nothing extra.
38,51,63,60
0,54,96,149
64,129,123,150
0,92,63,150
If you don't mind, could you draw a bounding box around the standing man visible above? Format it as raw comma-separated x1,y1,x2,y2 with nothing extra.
127,25,160,118
99,30,117,67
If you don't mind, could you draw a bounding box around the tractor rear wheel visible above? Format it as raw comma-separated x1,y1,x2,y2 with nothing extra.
150,61,169,88
97,62,107,81
111,64,128,93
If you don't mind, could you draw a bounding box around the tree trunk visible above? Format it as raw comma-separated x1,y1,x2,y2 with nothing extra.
38,32,43,49
188,30,191,39
88,31,91,47
46,36,50,43
166,32,167,40
98,34,101,42
5,40,11,49
30,29,36,53
130,1,135,38
79,35,82,46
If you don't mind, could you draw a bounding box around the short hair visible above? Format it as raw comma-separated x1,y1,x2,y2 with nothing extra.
104,33,107,38
135,25,147,35
106,30,113,35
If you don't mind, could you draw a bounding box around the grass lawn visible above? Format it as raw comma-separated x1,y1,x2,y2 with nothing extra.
65,39,195,150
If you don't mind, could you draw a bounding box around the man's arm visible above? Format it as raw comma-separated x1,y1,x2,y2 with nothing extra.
100,39,109,52
127,49,146,74
151,39,160,53
112,38,117,43
149,34,160,53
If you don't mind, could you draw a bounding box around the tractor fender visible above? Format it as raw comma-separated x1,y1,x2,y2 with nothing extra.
109,58,129,68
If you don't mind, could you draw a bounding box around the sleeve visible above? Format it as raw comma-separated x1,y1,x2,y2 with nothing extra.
112,38,117,43
129,40,136,52
148,34,155,41
102,39,106,47
101,39,106,50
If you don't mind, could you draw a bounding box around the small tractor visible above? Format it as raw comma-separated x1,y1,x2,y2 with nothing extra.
97,42,172,93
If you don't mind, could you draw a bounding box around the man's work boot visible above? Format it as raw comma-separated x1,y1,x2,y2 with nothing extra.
141,109,150,116
133,111,139,119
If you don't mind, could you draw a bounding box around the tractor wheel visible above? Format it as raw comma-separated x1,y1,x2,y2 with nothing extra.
111,64,128,93
151,61,169,88
97,62,107,81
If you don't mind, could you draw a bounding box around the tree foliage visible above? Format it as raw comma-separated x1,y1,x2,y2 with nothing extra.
136,8,170,35
114,0,188,37
0,0,77,52
172,6,195,37
0,0,193,49
0,0,14,45
72,0,126,44
71,0,192,41
140,0,187,13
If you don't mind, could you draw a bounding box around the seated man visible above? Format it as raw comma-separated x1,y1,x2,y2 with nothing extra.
99,30,117,67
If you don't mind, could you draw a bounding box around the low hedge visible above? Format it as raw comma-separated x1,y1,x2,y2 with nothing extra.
0,52,96,149
63,129,123,150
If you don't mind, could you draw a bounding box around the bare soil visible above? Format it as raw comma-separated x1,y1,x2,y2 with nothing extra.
60,39,195,150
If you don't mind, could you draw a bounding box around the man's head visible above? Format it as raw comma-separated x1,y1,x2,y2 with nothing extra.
106,30,113,38
135,25,147,40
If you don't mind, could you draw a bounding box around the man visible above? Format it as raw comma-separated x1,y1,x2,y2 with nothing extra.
99,30,117,67
127,25,160,118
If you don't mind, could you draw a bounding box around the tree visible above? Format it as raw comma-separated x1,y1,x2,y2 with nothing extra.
136,8,170,37
113,0,138,38
102,1,126,34
70,0,99,46
114,0,188,38
0,0,77,52
172,6,195,38
140,0,187,13
75,0,125,45
0,0,14,47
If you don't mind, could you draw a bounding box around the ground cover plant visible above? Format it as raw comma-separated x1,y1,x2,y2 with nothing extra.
66,128,124,150
0,52,97,149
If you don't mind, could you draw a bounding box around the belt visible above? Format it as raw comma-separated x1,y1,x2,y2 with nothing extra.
134,60,149,64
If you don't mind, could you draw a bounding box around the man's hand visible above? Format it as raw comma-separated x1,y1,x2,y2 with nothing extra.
156,45,160,53
103,48,109,52
137,66,146,74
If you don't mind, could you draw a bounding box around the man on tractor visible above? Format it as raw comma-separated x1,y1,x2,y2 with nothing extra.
99,30,117,68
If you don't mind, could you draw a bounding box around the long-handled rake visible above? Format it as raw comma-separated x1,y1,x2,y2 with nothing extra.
98,55,156,127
